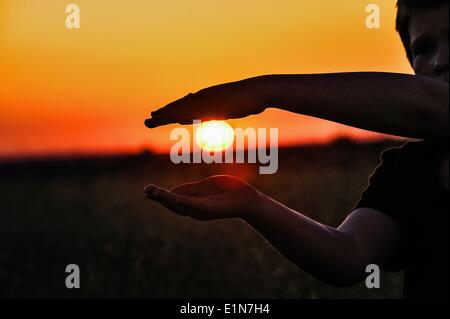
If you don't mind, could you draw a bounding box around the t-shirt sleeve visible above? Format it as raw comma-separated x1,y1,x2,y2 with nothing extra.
354,146,407,226
353,144,412,270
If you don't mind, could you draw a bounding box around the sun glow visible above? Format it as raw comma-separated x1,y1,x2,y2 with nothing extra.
195,121,235,152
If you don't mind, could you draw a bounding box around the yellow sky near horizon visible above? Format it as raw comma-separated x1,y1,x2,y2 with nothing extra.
0,0,412,157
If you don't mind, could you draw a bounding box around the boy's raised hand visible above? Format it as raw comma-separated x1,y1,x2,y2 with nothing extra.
144,175,262,220
145,79,266,128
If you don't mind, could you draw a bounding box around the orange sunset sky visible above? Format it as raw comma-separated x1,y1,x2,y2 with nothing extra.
0,0,413,158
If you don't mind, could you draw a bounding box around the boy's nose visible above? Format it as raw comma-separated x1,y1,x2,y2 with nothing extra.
433,48,449,82
433,62,449,82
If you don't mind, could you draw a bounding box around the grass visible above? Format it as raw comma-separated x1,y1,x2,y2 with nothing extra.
0,139,404,298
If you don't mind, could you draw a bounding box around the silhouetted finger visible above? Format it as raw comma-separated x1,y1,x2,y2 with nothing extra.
145,184,214,217
150,108,164,117
169,177,216,196
151,93,195,117
144,116,177,128
170,182,201,196
200,175,246,192
145,115,201,128
145,185,189,215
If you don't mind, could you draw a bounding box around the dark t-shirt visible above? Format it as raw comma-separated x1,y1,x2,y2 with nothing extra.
354,140,448,299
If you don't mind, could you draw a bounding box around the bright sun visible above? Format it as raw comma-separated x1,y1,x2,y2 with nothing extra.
195,121,235,152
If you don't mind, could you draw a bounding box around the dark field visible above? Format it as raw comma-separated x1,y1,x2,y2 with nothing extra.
0,139,405,298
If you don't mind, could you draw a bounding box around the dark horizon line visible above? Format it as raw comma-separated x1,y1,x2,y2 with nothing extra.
0,136,404,164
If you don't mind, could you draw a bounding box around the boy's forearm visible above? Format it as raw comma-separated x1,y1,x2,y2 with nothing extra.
242,193,365,286
249,72,449,142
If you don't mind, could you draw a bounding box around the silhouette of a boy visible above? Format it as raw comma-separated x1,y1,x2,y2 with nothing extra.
145,0,449,299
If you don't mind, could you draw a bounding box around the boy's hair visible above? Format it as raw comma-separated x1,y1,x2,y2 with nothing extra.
396,0,448,65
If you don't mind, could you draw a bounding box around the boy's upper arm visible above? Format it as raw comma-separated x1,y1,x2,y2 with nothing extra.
338,207,403,271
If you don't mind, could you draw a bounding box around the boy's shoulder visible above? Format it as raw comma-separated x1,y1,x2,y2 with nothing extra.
380,140,446,166
366,139,447,197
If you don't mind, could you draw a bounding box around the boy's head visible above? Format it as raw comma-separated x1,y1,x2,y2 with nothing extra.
396,0,449,82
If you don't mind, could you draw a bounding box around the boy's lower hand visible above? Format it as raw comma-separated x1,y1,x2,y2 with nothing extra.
144,175,262,220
